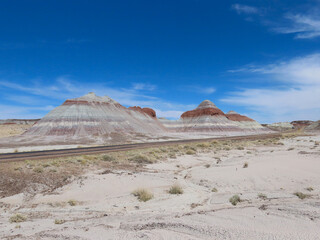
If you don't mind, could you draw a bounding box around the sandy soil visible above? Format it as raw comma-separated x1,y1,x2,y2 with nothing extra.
1,134,320,239
0,124,32,139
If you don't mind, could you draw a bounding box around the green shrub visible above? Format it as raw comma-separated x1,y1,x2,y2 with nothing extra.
229,195,241,206
293,192,310,199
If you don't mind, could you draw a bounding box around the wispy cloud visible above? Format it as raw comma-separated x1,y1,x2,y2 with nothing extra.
221,54,320,123
273,13,320,39
231,4,259,15
182,85,216,95
0,77,194,120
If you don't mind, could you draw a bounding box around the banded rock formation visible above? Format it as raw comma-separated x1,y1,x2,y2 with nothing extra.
226,111,267,131
24,92,166,138
160,100,268,133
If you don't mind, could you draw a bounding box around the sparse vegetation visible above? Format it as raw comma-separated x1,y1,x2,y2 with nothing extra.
102,155,116,162
243,162,248,168
229,195,241,206
132,188,153,202
54,219,66,224
211,187,218,192
128,154,154,164
169,184,184,195
287,147,295,151
186,149,196,155
293,192,310,199
258,193,267,200
33,166,44,173
205,164,210,168
68,200,77,206
306,187,314,192
9,214,26,223
237,146,244,150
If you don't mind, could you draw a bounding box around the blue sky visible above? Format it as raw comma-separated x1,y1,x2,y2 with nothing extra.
0,0,320,123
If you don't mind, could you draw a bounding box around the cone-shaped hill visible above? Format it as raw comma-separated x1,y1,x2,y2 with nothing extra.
24,92,166,137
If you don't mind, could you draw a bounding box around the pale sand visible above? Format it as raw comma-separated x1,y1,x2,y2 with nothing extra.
0,124,32,139
1,135,320,239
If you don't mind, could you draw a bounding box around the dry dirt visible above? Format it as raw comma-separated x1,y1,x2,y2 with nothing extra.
0,124,33,139
0,133,320,239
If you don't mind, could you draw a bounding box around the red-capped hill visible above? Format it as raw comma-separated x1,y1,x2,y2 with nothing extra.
226,111,254,122
181,100,225,118
129,106,156,118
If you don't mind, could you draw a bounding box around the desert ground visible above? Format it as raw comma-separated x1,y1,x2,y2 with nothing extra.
0,132,320,240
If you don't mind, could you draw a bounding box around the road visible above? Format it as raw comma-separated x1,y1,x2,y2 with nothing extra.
0,133,281,163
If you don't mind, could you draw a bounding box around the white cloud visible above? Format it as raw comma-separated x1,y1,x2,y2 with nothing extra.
182,85,216,95
132,83,157,91
273,13,320,39
231,4,259,15
221,54,320,123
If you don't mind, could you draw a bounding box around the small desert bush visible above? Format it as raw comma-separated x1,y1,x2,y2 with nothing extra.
237,146,245,150
306,187,314,192
101,154,116,162
9,214,26,223
243,162,248,168
197,142,210,148
205,164,210,168
168,184,183,195
33,166,44,173
211,187,218,192
186,149,196,155
287,147,295,151
293,192,310,199
128,154,154,164
132,188,153,202
168,153,176,159
258,193,267,200
54,219,66,224
315,141,319,146
229,195,241,206
68,200,77,206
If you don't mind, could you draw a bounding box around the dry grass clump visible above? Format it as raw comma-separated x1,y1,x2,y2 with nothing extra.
101,154,116,162
229,195,241,206
306,187,314,192
132,188,153,202
128,154,154,164
243,162,248,168
258,193,267,200
186,149,196,155
54,219,66,224
169,184,184,195
196,142,210,148
9,214,26,223
33,166,44,173
315,141,319,146
237,146,245,150
204,164,210,168
211,187,218,192
287,147,295,151
293,192,310,200
68,200,77,206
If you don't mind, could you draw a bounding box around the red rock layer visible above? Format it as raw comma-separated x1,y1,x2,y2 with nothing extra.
226,113,254,122
290,120,313,128
181,108,225,119
129,106,157,118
